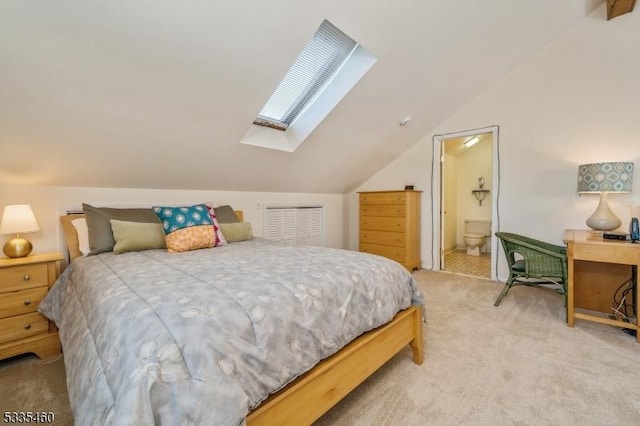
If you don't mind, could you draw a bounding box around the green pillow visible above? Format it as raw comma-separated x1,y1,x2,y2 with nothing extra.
110,219,166,254
83,203,161,254
220,222,253,243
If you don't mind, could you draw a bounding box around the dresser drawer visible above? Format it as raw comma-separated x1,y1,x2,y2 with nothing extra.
360,204,405,217
359,192,406,204
0,264,48,293
360,216,405,232
360,230,406,247
0,287,48,319
360,243,406,263
0,312,49,344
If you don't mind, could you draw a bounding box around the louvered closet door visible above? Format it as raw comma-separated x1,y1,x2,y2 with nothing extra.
264,207,324,245
297,208,323,246
265,208,298,243
265,209,281,241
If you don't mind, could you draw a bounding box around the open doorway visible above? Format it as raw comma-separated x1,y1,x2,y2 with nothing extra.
432,126,499,281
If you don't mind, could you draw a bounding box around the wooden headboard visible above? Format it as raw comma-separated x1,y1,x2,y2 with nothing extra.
60,214,84,261
60,210,244,261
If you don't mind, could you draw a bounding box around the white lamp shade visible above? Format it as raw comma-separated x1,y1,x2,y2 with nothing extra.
0,204,41,234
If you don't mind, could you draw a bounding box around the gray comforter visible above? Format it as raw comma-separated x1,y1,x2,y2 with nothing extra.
40,238,423,425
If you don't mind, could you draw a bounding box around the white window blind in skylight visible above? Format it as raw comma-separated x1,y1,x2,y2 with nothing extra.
254,19,358,130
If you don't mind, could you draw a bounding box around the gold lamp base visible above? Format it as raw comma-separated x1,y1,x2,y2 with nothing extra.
3,237,33,258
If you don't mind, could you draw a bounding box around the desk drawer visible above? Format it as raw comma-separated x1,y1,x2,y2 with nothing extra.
360,192,406,204
360,216,405,232
573,243,639,265
0,312,49,344
360,230,405,247
0,264,48,292
0,287,48,319
360,243,406,263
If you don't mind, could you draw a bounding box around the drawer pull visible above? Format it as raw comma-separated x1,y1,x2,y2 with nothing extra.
24,323,32,330
23,274,31,281
24,300,32,306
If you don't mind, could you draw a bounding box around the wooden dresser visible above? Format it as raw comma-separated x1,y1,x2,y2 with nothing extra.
0,252,63,360
359,190,421,271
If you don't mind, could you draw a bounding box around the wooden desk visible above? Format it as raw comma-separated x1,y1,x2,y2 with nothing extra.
564,229,640,342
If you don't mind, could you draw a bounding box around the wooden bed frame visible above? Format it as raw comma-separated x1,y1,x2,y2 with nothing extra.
59,211,424,425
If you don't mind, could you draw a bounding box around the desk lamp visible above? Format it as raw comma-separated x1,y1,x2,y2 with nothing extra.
0,204,40,257
577,162,634,232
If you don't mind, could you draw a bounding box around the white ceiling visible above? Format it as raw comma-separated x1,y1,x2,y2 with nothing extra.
0,1,605,194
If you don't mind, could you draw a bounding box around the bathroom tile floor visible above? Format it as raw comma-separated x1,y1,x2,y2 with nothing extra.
444,250,491,279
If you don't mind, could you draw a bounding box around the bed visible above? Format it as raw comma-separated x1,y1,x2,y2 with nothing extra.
41,209,425,425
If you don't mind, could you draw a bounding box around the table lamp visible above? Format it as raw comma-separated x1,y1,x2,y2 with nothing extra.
577,162,634,232
0,204,41,258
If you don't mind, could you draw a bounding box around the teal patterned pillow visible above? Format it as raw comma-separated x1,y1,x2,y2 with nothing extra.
152,204,215,253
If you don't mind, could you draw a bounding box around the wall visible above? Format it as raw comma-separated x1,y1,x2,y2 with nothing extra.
443,153,458,252
352,6,640,281
0,184,347,260
455,138,492,249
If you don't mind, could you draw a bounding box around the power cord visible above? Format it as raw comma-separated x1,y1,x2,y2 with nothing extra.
611,274,637,336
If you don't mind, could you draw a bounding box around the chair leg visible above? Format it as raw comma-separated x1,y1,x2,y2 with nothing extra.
494,282,512,307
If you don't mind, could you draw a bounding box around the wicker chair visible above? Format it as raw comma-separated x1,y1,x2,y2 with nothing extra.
494,232,568,308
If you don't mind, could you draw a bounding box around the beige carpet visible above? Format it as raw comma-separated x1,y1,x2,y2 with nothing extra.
1,270,639,425
317,270,640,425
0,353,73,425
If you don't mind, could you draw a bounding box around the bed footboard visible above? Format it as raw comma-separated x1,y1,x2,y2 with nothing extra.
247,305,424,425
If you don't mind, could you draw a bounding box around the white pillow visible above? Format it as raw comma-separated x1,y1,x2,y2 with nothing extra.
71,217,90,256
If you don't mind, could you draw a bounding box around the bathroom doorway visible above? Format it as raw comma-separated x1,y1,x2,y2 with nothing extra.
432,126,499,280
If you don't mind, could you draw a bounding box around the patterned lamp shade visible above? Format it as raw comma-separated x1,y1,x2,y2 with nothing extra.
577,162,634,193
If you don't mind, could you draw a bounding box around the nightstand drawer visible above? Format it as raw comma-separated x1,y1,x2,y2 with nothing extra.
0,287,48,319
0,312,49,344
0,263,48,293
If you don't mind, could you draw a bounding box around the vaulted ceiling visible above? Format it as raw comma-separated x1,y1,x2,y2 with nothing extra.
0,1,606,193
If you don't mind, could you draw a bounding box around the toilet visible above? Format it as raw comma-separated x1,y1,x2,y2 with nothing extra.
463,220,491,256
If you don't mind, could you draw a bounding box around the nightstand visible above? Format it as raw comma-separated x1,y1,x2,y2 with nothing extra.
0,252,63,360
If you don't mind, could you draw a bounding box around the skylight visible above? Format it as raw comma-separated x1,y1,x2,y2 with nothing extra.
254,20,358,131
241,20,377,152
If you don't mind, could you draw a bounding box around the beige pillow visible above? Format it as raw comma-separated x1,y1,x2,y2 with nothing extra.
71,217,90,256
220,222,253,243
110,219,166,254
